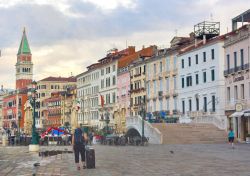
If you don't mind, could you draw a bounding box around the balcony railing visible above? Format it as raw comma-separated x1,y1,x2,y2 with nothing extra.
224,63,250,76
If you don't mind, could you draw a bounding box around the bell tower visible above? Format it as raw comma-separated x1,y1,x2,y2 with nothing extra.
16,28,33,90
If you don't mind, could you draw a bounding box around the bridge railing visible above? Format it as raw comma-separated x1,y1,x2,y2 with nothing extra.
126,116,163,144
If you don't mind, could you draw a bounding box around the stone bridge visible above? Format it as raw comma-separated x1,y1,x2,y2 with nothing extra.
126,116,163,144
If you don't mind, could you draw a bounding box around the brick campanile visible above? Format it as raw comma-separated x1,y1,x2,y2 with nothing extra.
15,28,33,90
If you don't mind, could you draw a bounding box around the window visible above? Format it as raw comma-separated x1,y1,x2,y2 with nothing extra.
147,82,150,96
241,84,245,99
227,54,230,70
211,69,215,81
195,74,199,85
188,57,191,66
173,57,177,69
212,95,216,112
181,78,185,88
182,100,185,114
106,67,110,74
112,92,116,103
234,51,237,69
51,85,54,89
174,97,177,110
106,77,110,87
203,52,206,62
166,98,170,111
189,99,192,111
186,76,192,87
240,49,244,68
160,100,163,111
154,64,156,74
211,49,215,60
112,76,116,85
227,87,230,102
196,98,199,111
173,76,177,89
166,58,170,71
166,78,170,90
203,97,207,112
113,65,116,72
160,62,162,72
160,79,163,91
101,69,104,75
154,80,156,94
195,54,198,64
234,85,238,100
203,71,206,83
181,59,184,68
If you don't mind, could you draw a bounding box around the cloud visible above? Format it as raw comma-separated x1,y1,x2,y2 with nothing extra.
0,0,248,89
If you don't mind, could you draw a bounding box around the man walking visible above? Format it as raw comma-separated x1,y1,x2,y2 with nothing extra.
72,126,88,170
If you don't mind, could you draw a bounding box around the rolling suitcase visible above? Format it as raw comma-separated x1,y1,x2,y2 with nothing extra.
85,146,95,169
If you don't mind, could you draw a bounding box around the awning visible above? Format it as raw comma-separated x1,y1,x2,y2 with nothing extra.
230,111,244,118
230,109,250,117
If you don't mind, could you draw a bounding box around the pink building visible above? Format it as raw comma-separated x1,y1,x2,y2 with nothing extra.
224,12,250,142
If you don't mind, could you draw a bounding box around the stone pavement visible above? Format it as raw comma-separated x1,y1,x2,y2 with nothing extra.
0,143,250,176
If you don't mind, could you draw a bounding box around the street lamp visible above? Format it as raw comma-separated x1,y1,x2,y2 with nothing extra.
104,109,110,135
139,99,146,144
28,81,39,152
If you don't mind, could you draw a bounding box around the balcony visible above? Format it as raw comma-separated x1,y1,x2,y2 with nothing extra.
130,88,145,94
224,63,250,76
134,73,142,78
225,99,249,111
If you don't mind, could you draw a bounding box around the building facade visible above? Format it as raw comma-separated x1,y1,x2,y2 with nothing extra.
224,24,250,141
35,76,76,129
178,36,227,129
146,37,192,119
77,63,100,128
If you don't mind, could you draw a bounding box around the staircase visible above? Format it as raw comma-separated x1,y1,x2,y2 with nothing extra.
152,123,227,144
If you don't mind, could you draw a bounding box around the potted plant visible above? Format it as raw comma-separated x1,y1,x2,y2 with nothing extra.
246,134,250,144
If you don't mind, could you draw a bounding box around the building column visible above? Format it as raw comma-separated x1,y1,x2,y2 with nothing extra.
248,118,250,134
238,117,241,140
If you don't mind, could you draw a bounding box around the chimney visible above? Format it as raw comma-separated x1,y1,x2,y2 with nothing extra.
203,35,206,44
1,85,3,91
195,39,197,47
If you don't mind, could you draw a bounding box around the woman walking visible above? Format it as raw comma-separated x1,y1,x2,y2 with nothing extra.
72,126,88,170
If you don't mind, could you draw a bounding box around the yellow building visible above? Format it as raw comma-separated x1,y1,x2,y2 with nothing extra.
146,37,192,119
35,76,76,129
129,58,147,116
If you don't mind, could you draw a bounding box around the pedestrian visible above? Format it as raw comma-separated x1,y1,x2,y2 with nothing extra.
88,131,93,145
228,128,235,149
72,126,88,170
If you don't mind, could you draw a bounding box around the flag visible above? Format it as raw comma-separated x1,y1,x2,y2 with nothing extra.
100,95,104,108
76,100,80,111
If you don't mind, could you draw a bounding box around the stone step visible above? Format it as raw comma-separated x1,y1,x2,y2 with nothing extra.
152,123,227,144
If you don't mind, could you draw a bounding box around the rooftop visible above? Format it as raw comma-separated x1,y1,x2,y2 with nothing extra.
39,76,76,82
17,28,31,55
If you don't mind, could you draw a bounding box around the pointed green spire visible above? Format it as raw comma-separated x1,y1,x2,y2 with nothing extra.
17,27,31,55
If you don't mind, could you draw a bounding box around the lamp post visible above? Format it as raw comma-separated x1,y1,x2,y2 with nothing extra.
104,109,110,135
28,81,39,152
139,99,146,144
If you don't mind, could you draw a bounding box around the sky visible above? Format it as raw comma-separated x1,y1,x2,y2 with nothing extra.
0,0,248,89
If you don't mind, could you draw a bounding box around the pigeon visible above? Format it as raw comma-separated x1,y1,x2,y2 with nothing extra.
170,150,174,154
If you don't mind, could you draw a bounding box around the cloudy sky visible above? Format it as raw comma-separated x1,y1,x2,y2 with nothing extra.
0,0,248,88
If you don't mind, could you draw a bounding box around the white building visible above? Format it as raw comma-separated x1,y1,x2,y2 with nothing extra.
76,63,100,128
177,36,227,129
